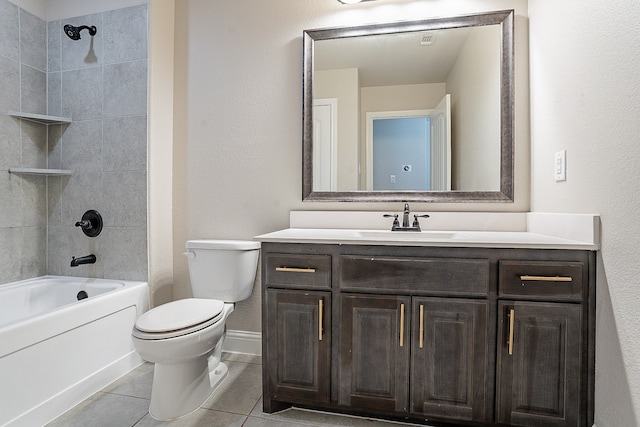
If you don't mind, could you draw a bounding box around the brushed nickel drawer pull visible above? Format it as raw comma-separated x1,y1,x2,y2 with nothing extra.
520,275,572,282
419,304,424,349
400,303,405,347
318,299,323,341
508,309,515,356
276,267,317,273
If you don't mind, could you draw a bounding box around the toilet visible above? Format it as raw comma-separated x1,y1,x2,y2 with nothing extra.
131,239,260,421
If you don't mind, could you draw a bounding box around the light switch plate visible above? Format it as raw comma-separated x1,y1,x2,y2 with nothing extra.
554,150,566,182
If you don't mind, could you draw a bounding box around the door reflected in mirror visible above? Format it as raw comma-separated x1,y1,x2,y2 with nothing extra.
303,10,514,202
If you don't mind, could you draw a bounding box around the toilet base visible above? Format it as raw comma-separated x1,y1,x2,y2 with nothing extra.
148,357,229,421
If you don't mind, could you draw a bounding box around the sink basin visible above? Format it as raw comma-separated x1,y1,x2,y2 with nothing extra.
354,230,457,240
257,228,460,242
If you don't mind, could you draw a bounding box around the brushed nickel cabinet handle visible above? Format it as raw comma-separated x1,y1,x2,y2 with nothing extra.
508,309,515,356
318,299,323,341
276,267,316,273
400,303,405,347
520,275,572,282
419,304,424,349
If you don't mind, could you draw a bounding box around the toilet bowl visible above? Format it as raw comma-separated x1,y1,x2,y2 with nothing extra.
131,239,260,421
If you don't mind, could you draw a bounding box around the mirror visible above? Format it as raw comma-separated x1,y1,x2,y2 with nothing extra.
303,10,514,202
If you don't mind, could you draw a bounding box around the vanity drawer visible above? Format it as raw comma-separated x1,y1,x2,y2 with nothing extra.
340,256,489,296
265,253,331,289
499,260,584,300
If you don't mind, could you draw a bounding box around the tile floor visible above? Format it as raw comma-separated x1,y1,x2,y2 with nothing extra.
46,353,424,427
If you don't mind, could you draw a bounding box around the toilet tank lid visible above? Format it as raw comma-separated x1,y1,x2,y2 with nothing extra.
186,239,261,250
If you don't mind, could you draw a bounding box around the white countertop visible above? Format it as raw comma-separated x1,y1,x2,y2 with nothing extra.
254,212,600,250
255,228,597,250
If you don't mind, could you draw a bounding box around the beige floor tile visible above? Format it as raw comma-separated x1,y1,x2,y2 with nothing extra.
47,392,149,427
201,361,263,415
134,408,246,427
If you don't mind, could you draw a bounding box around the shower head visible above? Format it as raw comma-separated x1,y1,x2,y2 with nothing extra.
64,24,97,40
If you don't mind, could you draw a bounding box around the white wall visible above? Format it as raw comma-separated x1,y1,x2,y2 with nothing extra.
147,0,174,306
528,1,640,426
9,0,45,19
447,25,501,191
315,68,359,191
173,0,530,333
13,0,149,20
46,0,146,21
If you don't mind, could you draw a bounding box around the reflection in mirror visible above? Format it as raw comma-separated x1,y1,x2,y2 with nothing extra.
303,10,514,202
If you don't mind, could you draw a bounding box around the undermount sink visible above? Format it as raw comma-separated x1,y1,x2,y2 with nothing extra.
354,230,457,240
259,228,460,242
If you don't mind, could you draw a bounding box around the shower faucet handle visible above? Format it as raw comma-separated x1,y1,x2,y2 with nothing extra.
75,219,91,229
75,210,103,237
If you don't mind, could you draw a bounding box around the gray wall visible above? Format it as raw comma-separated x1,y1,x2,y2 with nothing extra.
0,1,148,284
0,0,48,284
46,5,148,280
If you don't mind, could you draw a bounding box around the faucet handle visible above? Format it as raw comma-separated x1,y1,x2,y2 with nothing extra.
412,214,430,229
75,219,91,229
383,214,400,229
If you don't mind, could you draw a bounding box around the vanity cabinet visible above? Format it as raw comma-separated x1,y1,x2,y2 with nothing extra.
264,289,331,407
262,252,332,412
260,243,595,427
410,297,489,422
496,260,587,427
496,301,581,426
339,294,489,422
339,294,410,413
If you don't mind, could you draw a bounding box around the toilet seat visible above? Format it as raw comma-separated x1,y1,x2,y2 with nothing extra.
133,298,225,340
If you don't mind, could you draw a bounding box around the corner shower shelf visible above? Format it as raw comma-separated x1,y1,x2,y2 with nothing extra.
9,168,72,176
8,111,72,125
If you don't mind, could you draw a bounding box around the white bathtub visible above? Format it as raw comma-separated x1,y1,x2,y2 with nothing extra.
0,275,149,427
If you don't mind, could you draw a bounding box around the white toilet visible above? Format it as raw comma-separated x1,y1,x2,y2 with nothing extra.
131,239,260,421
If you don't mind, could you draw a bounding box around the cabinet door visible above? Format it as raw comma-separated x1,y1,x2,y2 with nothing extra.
265,289,331,405
410,298,489,423
339,294,410,413
497,301,582,427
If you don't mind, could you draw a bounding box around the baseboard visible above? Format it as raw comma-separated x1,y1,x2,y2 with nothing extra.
223,329,262,356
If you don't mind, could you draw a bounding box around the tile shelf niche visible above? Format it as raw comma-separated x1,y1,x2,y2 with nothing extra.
7,111,73,176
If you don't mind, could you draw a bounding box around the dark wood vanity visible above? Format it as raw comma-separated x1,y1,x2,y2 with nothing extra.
260,242,595,427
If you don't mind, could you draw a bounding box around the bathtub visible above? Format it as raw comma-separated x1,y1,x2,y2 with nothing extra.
0,275,149,427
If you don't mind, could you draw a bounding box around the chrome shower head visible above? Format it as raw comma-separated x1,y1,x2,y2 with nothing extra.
64,24,97,40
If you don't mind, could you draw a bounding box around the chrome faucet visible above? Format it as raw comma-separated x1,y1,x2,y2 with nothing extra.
384,203,430,231
70,254,96,267
402,203,411,228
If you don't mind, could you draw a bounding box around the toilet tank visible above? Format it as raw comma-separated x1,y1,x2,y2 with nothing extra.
185,240,260,302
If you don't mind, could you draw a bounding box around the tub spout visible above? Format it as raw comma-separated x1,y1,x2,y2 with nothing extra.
70,254,96,267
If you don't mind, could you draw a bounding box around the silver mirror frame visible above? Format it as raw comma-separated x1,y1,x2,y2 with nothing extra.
302,10,514,202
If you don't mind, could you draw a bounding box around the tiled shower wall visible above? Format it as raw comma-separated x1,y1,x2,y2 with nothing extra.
0,1,148,284
0,0,48,284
